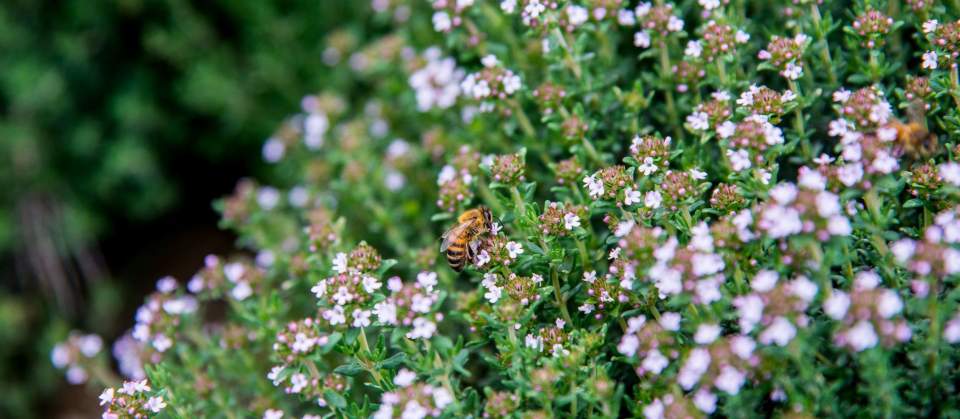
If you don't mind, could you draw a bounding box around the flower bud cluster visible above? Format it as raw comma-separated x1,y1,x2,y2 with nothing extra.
99,380,167,418
132,277,198,354
51,331,103,384
372,371,453,419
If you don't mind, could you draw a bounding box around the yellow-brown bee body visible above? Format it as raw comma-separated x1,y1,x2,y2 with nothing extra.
441,207,493,271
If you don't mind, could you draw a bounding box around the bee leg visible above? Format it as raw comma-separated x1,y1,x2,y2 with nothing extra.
466,240,479,264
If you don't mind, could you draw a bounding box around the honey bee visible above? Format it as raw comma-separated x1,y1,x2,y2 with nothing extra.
440,206,493,272
890,100,938,159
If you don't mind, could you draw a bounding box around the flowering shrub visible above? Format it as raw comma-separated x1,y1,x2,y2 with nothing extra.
53,1,960,417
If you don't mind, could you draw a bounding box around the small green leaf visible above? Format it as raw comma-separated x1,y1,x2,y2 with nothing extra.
323,389,347,409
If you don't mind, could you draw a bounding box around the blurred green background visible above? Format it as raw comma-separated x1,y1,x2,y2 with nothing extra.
0,0,369,416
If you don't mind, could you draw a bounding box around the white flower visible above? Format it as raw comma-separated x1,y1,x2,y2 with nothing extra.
691,253,724,277
563,213,581,230
145,396,167,413
263,137,286,163
475,250,491,267
526,333,544,351
502,72,522,95
641,349,669,375
790,276,819,304
582,270,597,284
684,40,703,58
782,62,803,80
615,219,635,237
847,320,878,352
406,317,437,339
289,373,308,393
660,312,682,331
371,300,398,325
823,291,850,320
352,309,372,328
838,163,864,186
500,0,517,13
735,29,750,43
730,335,756,359
99,388,115,406
264,409,284,419
759,317,796,346
410,55,463,111
667,16,684,32
304,113,328,149
651,264,682,297
362,276,383,294
634,31,651,48
579,303,596,314
484,284,502,304
644,191,662,209
481,54,499,68
734,294,764,332
433,388,454,409
798,167,827,191
617,334,640,358
752,270,779,292
693,390,717,414
944,316,960,343
940,162,960,186
715,366,746,395
690,168,707,180
618,9,637,26
566,5,588,26
727,149,752,171
432,11,452,32
257,187,280,210
923,19,938,34
624,188,642,206
638,157,658,175
323,306,346,325
759,205,802,239
153,334,173,352
694,323,722,344
643,399,665,419
871,151,898,174
311,280,327,298
828,215,852,236
717,121,736,138
416,271,437,292
332,252,348,274
698,0,720,10
877,290,903,318
677,348,711,390
394,368,417,387
231,281,253,301
922,51,938,70
411,293,434,313
831,91,852,106
584,174,605,198
506,241,524,258
292,332,317,353
687,111,709,131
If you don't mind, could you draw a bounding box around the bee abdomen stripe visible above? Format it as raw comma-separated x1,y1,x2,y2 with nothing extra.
447,249,465,257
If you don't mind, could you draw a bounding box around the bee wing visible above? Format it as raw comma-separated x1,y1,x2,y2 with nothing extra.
440,222,469,252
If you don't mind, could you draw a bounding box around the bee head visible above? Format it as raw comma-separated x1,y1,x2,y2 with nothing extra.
480,206,493,228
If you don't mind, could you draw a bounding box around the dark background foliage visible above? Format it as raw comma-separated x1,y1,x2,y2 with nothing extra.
0,0,368,416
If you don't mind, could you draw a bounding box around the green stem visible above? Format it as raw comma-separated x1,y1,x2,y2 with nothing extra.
576,238,592,270
581,137,604,166
810,4,838,86
509,98,536,139
553,28,583,80
551,266,573,324
787,79,810,160
657,40,682,141
950,66,960,110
